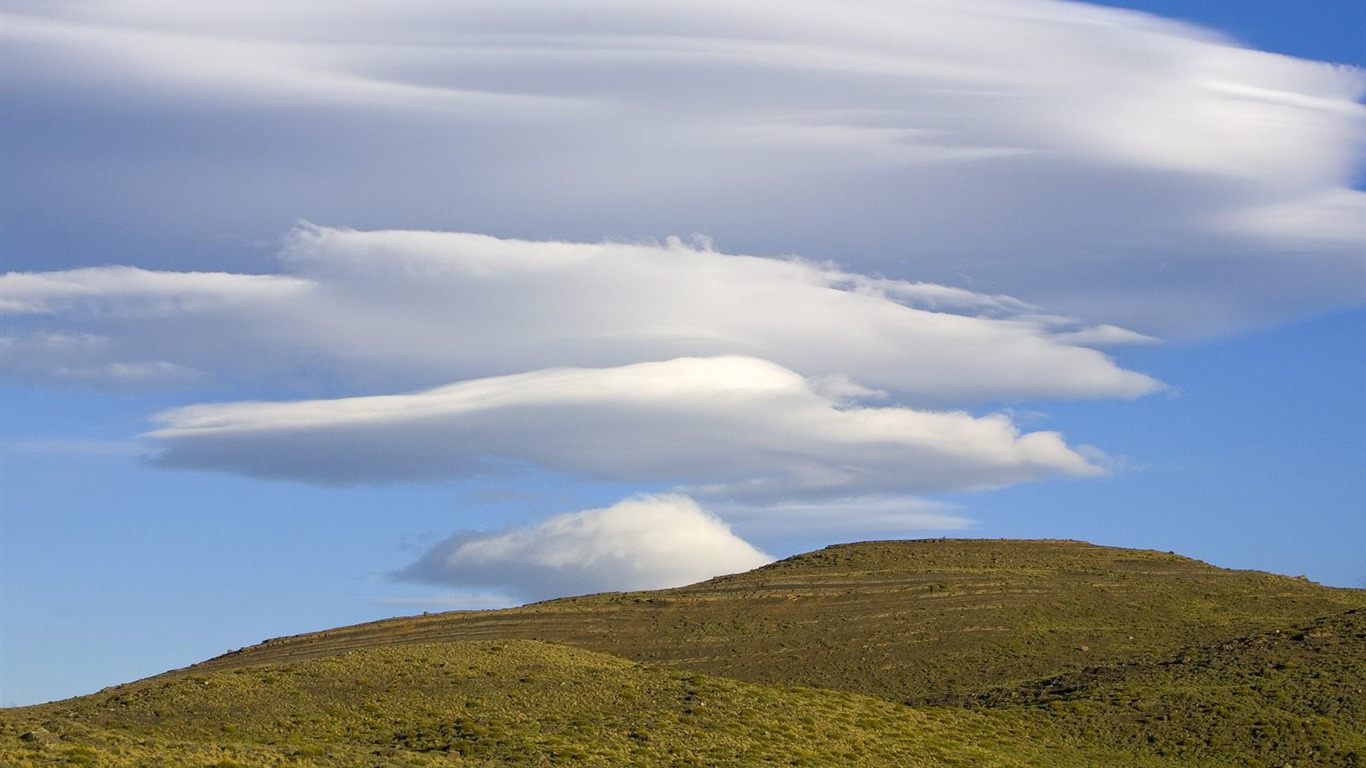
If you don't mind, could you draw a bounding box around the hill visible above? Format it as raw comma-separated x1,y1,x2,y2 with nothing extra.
3,539,1363,766
174,539,1366,703
0,639,1167,767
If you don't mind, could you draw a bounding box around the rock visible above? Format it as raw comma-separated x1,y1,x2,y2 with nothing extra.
19,727,57,745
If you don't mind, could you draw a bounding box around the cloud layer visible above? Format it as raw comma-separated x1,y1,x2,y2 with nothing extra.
4,0,1362,603
400,494,774,601
147,355,1102,498
4,0,1363,334
1,227,1129,567
1,226,1160,402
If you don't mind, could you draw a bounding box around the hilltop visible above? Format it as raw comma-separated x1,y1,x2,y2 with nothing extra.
3,539,1364,766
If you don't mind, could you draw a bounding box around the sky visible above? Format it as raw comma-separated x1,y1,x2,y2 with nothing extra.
1,0,1362,707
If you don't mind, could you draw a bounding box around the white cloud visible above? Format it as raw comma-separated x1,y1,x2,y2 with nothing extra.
399,494,774,600
0,266,312,316
0,333,203,387
374,593,520,611
0,12,594,116
4,0,1360,601
1,227,1161,403
5,0,1361,333
720,496,973,539
1,229,1155,550
1216,188,1366,246
4,439,146,457
145,355,1101,497
1032,323,1161,348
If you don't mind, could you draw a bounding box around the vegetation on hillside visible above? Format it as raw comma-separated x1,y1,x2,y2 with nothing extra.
1,640,1154,767
924,609,1366,766
174,540,1366,704
3,540,1362,766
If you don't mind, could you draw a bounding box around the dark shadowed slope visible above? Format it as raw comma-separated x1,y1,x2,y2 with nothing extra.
923,607,1366,765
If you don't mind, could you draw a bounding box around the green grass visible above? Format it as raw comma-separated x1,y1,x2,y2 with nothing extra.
936,608,1366,767
1,640,1154,767
3,539,1363,766
174,540,1366,704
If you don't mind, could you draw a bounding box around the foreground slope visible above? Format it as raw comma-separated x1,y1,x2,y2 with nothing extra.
4,613,1361,766
0,640,1155,767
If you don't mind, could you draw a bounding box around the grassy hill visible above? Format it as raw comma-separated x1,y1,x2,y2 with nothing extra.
172,539,1366,702
0,640,1165,767
4,539,1363,766
930,608,1366,766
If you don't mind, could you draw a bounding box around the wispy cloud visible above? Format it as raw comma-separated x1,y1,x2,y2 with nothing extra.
0,12,597,115
3,0,1362,605
4,438,146,457
720,496,974,539
1,227,1161,402
0,266,312,315
374,593,520,611
5,0,1360,333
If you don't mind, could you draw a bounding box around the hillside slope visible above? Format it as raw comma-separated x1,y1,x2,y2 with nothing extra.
0,639,1160,767
925,607,1366,766
3,539,1363,766
177,539,1366,703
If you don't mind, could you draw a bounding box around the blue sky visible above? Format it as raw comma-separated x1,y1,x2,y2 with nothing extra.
2,0,1363,707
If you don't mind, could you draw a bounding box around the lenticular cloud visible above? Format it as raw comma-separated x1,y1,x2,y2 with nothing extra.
13,0,1356,601
1,226,1160,401
147,355,1101,497
2,227,1153,501
401,494,774,601
4,0,1361,333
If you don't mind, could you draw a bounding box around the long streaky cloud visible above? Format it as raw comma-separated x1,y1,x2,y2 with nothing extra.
7,0,1359,609
147,355,1101,498
0,266,312,315
1,227,1161,401
5,0,1362,333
